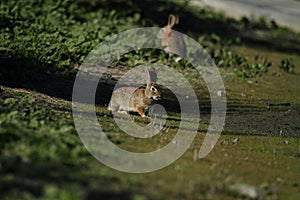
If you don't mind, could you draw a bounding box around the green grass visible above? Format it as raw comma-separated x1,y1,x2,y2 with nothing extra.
1,86,300,199
1,0,300,77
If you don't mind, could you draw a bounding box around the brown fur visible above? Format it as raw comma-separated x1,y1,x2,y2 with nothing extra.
157,14,187,57
129,83,160,117
108,68,160,118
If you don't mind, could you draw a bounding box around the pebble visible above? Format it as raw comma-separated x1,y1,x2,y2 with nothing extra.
217,90,226,97
229,184,260,199
232,137,240,144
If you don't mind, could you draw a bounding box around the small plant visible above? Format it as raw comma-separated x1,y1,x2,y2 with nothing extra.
0,0,145,70
279,58,295,73
210,48,272,78
198,33,272,78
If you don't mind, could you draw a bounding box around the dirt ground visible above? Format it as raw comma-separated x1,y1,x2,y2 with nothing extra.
2,66,300,138
224,104,300,137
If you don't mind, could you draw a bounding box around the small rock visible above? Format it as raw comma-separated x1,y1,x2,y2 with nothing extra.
220,139,229,145
232,137,240,144
193,149,198,161
217,90,226,97
175,56,182,62
279,129,283,136
284,109,291,113
229,184,260,199
276,177,283,183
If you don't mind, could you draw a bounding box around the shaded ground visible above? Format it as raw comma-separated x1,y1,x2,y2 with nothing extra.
1,65,300,137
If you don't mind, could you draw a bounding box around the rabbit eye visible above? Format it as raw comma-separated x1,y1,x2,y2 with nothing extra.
151,86,156,92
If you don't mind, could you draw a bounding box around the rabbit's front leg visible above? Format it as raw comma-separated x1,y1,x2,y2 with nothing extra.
136,106,146,118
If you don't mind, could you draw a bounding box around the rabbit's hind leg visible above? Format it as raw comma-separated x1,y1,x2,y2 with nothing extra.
108,104,119,112
118,110,129,114
108,105,129,116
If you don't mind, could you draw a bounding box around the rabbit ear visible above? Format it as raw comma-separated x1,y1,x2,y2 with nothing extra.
168,14,178,27
145,67,157,84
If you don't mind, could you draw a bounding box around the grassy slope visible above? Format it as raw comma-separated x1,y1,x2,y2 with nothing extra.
1,85,300,199
1,0,300,199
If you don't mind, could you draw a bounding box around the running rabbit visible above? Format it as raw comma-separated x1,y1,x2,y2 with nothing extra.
157,14,186,61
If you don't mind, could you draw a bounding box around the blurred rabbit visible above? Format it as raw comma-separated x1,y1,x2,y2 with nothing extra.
157,14,187,62
108,68,161,117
